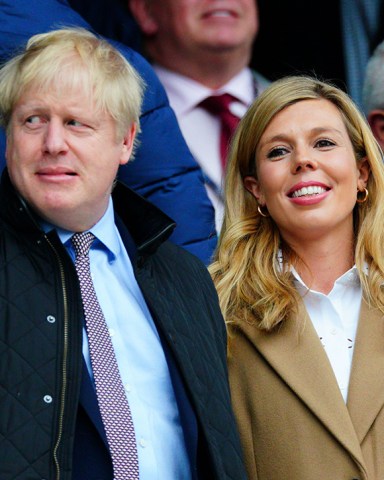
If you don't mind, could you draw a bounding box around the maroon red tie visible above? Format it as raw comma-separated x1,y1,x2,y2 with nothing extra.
200,93,241,169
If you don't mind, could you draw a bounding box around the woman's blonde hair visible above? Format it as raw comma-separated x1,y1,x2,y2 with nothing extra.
0,27,144,143
210,76,384,331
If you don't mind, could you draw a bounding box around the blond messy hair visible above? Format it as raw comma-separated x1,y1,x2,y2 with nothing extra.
0,27,144,142
210,76,384,331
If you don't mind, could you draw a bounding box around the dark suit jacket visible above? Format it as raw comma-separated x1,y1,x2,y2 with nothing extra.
0,172,245,479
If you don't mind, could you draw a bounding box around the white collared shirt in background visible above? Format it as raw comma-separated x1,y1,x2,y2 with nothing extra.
154,65,255,231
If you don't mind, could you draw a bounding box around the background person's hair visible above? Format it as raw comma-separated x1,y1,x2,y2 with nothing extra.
0,27,144,143
362,40,384,116
210,75,384,331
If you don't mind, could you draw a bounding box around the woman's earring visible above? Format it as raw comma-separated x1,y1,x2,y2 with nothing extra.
356,187,369,204
257,204,270,217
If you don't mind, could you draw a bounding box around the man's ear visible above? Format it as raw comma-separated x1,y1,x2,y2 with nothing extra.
129,0,159,35
120,123,137,166
243,176,265,203
367,109,384,150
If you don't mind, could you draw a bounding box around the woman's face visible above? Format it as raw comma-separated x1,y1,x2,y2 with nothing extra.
244,99,370,245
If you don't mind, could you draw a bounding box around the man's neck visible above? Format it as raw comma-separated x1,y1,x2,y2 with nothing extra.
147,44,251,89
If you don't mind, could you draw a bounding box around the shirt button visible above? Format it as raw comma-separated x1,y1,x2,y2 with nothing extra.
124,383,131,393
108,328,115,337
139,438,146,448
330,328,337,335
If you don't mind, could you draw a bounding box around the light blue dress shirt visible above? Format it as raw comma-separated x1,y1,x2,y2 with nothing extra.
42,198,191,480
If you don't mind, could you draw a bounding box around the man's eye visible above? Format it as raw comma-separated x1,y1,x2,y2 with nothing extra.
267,147,288,159
26,115,41,124
67,119,83,127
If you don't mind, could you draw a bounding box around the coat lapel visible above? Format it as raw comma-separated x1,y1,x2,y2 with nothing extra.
238,300,365,467
347,299,384,443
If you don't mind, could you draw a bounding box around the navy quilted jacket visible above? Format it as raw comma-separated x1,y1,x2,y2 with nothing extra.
0,170,246,480
0,0,217,265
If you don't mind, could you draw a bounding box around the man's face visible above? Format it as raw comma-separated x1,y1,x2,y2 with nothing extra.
143,0,258,56
6,85,135,231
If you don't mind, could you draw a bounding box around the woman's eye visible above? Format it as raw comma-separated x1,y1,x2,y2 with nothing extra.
315,139,335,148
267,146,288,159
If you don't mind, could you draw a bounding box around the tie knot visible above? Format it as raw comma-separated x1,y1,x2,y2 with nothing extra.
71,232,95,258
199,93,238,115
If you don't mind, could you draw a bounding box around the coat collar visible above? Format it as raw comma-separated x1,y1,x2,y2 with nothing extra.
347,299,384,443
0,168,176,255
112,180,176,254
233,299,378,474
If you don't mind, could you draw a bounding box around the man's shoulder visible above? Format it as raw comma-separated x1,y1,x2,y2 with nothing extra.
252,69,271,94
145,240,215,291
153,240,210,272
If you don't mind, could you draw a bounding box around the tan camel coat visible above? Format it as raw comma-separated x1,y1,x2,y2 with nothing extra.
228,299,384,480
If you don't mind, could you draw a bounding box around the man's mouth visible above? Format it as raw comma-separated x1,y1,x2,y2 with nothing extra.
202,9,237,19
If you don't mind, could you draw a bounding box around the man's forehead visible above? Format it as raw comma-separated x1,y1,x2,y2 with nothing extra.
10,88,103,127
15,78,95,108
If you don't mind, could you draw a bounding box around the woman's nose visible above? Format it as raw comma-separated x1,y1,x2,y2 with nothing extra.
291,148,318,173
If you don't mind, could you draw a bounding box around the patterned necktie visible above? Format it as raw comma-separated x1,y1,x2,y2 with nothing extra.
71,232,139,480
199,93,241,169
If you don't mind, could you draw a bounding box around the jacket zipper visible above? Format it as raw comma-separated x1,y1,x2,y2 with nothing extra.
45,236,69,480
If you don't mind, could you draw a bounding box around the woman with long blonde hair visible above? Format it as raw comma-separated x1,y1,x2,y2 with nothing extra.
210,76,384,479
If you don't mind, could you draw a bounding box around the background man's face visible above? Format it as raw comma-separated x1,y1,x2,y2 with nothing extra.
145,0,258,57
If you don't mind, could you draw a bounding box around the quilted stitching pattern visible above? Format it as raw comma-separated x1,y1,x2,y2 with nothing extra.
0,228,62,478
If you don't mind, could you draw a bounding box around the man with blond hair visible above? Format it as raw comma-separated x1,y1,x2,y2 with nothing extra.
0,0,218,265
0,28,246,480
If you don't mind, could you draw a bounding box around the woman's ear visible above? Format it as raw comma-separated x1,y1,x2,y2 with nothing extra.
243,176,265,204
357,156,371,190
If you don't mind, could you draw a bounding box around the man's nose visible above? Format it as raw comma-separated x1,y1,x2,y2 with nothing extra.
43,120,68,155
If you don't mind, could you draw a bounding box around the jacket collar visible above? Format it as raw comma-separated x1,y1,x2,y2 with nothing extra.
0,168,176,255
232,300,371,474
112,180,176,254
347,299,384,443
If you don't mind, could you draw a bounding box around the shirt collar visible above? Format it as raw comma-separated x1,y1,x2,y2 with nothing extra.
40,197,120,261
153,64,255,115
291,264,361,297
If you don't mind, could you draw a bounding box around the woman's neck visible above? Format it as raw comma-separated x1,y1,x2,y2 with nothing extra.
288,235,355,295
